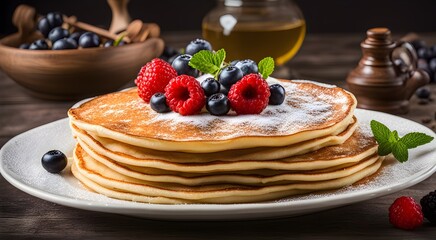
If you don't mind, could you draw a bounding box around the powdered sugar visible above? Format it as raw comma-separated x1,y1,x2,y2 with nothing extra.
140,78,351,140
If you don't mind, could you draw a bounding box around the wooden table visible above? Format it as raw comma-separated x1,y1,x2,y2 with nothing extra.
1,32,436,239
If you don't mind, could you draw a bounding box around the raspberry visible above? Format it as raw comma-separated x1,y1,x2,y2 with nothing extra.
165,75,205,115
135,58,177,103
227,73,270,115
389,196,423,230
420,190,436,224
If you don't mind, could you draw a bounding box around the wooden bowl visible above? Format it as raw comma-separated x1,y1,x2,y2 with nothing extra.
0,4,164,100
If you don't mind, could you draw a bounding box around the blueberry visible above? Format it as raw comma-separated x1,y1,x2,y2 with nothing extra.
41,150,67,173
234,59,259,76
219,84,229,95
206,93,230,116
429,58,436,73
168,54,181,65
37,17,51,38
161,46,181,60
417,47,432,60
46,12,63,29
79,32,100,48
218,65,243,89
29,39,49,50
48,27,69,43
19,43,30,49
103,39,126,47
415,86,431,99
150,93,171,113
229,60,239,66
185,38,212,56
410,40,426,51
269,84,286,105
171,54,199,77
52,38,78,50
201,78,220,97
69,31,84,43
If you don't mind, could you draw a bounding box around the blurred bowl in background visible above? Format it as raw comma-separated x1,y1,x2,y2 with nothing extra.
0,33,164,100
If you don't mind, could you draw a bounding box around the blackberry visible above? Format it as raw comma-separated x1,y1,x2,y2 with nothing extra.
420,190,436,224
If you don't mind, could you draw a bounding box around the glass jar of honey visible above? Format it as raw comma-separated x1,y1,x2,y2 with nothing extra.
202,0,305,66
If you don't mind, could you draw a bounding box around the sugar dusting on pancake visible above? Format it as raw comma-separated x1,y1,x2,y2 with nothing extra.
69,79,356,141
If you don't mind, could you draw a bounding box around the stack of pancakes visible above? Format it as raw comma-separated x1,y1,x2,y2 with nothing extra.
68,79,383,204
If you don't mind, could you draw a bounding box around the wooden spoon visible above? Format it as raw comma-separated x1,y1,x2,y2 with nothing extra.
63,16,132,43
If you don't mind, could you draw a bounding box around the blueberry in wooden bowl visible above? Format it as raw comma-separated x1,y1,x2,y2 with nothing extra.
0,5,164,100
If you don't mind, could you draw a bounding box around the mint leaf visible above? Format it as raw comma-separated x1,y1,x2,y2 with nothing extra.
370,119,434,163
392,141,408,163
378,141,394,156
399,132,434,149
258,57,275,79
370,120,391,144
189,49,226,78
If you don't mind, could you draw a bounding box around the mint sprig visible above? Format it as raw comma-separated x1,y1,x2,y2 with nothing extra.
188,49,226,78
370,120,434,162
258,57,275,79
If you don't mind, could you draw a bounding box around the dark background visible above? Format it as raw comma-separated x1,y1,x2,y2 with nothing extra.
0,0,435,35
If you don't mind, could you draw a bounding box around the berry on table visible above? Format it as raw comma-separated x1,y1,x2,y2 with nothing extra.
29,39,49,50
268,84,286,105
150,92,171,113
201,77,221,97
78,32,101,48
165,75,205,115
135,58,178,103
48,27,70,43
415,86,431,99
218,65,243,89
41,150,67,173
171,54,199,77
52,38,78,50
185,38,212,56
234,59,259,76
420,190,436,224
389,196,423,230
228,73,270,115
206,93,230,116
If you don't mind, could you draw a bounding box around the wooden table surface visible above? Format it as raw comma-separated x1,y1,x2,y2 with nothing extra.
1,32,436,239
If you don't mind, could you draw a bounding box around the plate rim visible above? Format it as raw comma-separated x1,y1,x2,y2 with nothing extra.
1,109,436,219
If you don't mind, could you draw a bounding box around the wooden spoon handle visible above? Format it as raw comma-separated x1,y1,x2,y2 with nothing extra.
107,0,131,34
12,4,39,41
63,16,131,43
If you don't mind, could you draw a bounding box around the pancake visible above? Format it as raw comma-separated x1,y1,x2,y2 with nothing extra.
70,116,357,164
73,122,376,173
68,79,357,153
71,146,383,204
74,143,380,186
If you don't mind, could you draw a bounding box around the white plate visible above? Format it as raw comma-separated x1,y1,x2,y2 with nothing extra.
1,109,435,220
